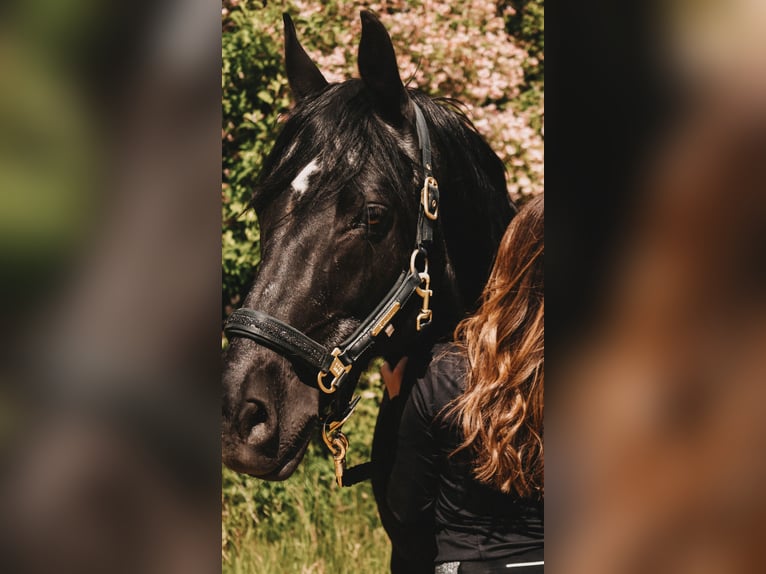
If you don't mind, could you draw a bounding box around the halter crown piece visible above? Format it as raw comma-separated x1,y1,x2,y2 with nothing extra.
224,103,439,486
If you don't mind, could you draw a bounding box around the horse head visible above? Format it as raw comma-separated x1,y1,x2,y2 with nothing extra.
222,11,514,480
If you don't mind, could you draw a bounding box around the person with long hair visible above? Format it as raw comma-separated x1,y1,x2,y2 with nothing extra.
383,194,544,573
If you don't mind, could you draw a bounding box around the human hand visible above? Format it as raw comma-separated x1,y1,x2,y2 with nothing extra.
381,357,408,399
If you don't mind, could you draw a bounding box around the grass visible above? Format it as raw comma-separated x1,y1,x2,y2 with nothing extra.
222,367,391,574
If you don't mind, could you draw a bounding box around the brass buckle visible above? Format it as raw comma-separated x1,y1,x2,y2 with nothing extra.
421,176,439,220
316,347,351,394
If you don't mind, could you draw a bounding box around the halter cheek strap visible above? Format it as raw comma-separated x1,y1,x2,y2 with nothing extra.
414,104,439,247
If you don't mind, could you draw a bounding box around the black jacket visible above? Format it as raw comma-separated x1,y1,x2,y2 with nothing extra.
384,343,543,565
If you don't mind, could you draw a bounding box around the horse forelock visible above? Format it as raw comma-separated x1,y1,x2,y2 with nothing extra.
252,80,421,221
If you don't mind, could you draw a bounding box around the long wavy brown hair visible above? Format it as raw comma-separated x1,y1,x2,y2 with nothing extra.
447,194,544,498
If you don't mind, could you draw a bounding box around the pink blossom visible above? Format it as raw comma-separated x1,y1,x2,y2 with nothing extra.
250,0,543,200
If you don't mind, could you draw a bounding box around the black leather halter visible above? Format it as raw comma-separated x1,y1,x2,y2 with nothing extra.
225,103,438,393
224,103,440,485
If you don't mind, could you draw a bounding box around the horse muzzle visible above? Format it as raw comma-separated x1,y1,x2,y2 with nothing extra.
221,343,318,479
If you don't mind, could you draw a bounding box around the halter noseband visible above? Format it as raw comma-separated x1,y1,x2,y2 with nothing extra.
224,103,439,485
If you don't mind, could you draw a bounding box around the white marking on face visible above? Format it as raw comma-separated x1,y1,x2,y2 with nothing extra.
290,158,320,196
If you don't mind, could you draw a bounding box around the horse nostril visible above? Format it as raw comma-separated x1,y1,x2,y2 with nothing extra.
240,399,270,444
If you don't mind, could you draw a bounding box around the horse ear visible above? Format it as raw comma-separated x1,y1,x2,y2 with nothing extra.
358,11,411,125
283,13,328,101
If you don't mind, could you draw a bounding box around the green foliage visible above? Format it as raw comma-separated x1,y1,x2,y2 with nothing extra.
505,0,544,84
504,0,544,120
222,1,291,313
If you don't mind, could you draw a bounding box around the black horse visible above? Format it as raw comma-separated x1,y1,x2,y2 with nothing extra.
222,10,515,572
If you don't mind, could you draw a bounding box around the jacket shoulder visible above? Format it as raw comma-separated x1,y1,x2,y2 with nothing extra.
412,343,467,416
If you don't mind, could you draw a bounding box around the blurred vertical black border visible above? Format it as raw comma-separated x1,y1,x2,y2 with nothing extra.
547,0,766,566
546,0,668,346
0,1,222,571
545,0,669,560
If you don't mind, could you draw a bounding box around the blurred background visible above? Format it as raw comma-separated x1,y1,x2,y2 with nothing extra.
549,0,766,572
0,0,221,572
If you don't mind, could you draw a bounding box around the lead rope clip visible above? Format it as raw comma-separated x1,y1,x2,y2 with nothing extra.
329,433,348,487
321,395,360,487
416,271,433,331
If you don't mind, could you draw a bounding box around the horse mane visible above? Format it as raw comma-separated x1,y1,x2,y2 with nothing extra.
409,91,515,311
252,80,417,220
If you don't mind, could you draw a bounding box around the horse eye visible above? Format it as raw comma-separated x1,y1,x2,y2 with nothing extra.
365,203,390,237
367,204,384,226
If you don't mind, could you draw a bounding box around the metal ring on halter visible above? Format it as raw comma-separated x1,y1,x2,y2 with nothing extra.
409,248,429,275
316,347,352,394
